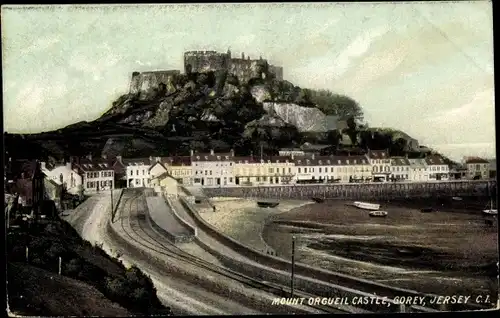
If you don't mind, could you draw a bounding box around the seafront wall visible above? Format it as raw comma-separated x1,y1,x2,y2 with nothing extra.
202,180,496,200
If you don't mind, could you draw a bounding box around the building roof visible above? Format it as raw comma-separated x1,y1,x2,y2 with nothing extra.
367,149,389,159
294,155,369,166
191,152,234,162
424,155,447,165
121,157,153,166
234,156,293,164
408,158,427,167
164,156,192,166
148,161,168,172
391,157,411,166
77,162,114,172
465,157,490,164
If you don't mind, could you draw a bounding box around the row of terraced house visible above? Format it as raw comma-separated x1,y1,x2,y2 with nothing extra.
18,150,494,197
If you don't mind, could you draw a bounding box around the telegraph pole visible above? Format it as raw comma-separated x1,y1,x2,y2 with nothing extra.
291,235,296,297
110,187,114,222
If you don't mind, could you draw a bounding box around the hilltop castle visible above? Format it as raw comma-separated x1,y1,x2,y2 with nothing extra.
129,49,283,98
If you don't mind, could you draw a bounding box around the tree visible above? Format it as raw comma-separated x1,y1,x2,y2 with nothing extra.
309,89,364,121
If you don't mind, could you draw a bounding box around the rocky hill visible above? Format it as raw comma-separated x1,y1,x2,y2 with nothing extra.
4,63,451,163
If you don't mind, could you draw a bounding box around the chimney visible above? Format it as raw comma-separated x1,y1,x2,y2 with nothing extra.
102,154,107,160
312,154,315,160
66,162,72,170
149,156,153,163
210,149,214,155
86,153,92,161
230,149,235,157
241,52,245,59
116,155,123,164
155,156,161,163
190,149,194,156
40,162,46,170
291,154,294,160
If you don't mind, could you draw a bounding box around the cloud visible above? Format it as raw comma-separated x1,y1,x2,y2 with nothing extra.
427,89,494,124
331,26,389,78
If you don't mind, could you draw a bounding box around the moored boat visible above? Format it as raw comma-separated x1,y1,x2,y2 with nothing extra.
257,201,280,208
311,197,324,203
369,210,388,217
353,201,380,211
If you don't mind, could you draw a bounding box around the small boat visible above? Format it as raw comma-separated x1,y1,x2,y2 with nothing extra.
452,196,463,201
353,201,380,211
369,210,388,217
311,197,325,203
257,201,280,208
420,207,435,213
483,196,498,215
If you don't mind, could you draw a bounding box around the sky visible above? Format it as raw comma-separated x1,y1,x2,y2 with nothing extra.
1,2,495,162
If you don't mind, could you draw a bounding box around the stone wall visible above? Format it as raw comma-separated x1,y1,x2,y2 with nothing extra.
202,180,495,200
129,70,180,98
184,51,230,74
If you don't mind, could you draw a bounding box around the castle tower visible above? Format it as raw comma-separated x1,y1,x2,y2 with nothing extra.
241,52,245,59
227,48,231,58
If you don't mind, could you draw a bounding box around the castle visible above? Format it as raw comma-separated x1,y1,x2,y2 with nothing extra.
129,49,284,98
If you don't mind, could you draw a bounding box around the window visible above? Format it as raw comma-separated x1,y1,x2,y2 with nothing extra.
136,170,139,176
229,177,233,182
87,182,90,188
205,170,208,175
263,177,267,181
210,170,213,175
319,168,322,173
269,168,274,173
288,168,291,173
298,168,301,173
331,167,334,172
143,170,145,175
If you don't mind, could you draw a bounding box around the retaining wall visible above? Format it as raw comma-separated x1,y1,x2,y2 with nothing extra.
202,180,495,200
180,197,486,312
145,196,194,244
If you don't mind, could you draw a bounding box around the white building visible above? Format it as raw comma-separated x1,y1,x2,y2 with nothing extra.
41,162,82,195
367,149,392,181
191,149,236,187
465,157,490,180
75,160,115,193
390,157,411,181
123,157,154,188
293,154,371,183
149,160,168,179
408,158,429,182
425,155,450,181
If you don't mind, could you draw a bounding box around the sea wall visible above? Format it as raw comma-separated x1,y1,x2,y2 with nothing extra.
202,180,495,200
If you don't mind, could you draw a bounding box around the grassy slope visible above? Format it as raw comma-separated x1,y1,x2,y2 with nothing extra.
7,262,130,317
6,218,168,316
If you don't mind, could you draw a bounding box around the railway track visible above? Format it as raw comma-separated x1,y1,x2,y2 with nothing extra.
118,189,358,314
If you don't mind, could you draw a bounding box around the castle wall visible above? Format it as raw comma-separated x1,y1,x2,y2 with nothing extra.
184,51,230,74
129,70,180,98
228,58,261,84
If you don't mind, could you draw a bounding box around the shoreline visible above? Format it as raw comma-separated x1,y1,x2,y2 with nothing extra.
198,197,314,253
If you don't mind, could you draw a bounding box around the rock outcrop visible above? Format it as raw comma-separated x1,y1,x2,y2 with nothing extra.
262,102,338,132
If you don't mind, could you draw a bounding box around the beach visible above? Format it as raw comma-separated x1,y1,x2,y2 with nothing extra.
198,197,313,253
